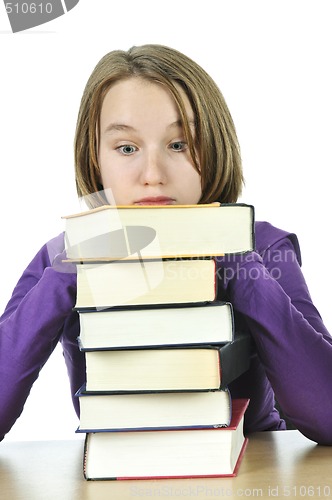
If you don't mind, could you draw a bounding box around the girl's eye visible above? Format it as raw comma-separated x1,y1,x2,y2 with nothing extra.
170,141,187,152
117,145,137,155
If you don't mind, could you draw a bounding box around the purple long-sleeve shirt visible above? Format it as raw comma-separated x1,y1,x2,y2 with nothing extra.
1,221,332,444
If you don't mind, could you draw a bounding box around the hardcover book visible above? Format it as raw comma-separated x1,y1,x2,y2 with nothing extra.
75,258,217,309
77,301,234,350
76,388,232,432
83,332,252,392
63,203,255,260
83,398,250,480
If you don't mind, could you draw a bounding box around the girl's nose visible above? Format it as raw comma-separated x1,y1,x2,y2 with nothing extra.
139,150,167,185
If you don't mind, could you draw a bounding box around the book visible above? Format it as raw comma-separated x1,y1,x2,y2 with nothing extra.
76,387,232,432
74,258,216,309
83,332,252,392
83,398,249,480
77,301,234,350
63,203,255,260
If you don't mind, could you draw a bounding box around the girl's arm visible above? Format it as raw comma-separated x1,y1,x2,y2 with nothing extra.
219,236,332,445
0,235,76,441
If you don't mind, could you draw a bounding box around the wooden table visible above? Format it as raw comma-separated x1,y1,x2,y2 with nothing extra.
0,431,331,499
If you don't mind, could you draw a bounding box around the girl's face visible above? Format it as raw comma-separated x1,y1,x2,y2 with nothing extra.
98,78,202,205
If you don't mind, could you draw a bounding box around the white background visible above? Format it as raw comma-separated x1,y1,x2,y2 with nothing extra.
0,1,331,441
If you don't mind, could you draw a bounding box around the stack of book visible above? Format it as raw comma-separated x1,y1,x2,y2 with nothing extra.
63,203,255,480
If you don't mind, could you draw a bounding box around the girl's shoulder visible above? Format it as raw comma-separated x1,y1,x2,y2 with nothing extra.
255,221,302,265
28,232,65,270
44,232,66,264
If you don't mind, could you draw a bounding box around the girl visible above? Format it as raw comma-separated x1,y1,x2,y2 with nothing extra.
1,44,331,444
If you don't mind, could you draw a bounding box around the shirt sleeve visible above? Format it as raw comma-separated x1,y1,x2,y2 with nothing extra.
0,235,77,441
219,237,332,444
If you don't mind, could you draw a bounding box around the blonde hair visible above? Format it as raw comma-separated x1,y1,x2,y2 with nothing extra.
74,44,244,206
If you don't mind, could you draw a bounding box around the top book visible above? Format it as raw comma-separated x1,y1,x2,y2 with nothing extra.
63,203,255,260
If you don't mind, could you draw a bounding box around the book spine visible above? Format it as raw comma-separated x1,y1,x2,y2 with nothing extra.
219,332,253,389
